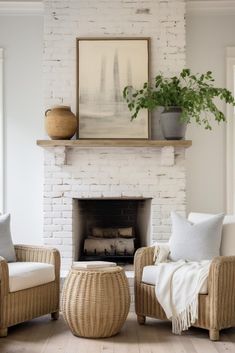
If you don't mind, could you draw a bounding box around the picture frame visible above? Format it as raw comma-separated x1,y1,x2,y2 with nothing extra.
76,37,150,139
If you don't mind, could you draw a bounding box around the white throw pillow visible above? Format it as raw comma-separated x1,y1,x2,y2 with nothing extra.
0,213,16,262
188,213,235,256
169,212,224,261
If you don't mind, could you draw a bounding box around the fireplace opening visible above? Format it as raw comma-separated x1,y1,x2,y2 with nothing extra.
74,198,152,264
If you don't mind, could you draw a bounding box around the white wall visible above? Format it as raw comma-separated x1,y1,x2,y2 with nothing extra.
1,4,235,246
0,15,44,244
186,11,235,214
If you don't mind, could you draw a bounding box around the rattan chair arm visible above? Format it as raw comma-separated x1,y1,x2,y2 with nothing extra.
208,256,235,329
0,256,9,296
134,247,155,284
14,244,61,282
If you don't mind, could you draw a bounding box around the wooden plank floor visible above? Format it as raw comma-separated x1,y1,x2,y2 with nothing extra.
0,313,235,353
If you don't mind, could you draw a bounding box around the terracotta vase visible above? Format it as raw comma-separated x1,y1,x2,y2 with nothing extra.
45,106,77,140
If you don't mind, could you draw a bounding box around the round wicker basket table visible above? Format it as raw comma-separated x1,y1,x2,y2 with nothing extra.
61,266,130,338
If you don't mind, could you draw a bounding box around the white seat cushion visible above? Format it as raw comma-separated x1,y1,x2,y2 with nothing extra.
8,262,55,292
142,265,208,294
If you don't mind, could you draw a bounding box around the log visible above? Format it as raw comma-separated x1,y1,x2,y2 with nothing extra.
116,238,135,255
84,238,115,255
83,238,135,255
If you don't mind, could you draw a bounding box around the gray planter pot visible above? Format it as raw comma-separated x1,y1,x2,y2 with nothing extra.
160,107,187,140
150,110,162,140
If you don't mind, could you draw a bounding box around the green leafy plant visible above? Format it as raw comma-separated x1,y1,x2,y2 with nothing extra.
123,68,235,129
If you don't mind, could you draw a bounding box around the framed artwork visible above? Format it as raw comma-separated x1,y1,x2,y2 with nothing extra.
77,38,150,139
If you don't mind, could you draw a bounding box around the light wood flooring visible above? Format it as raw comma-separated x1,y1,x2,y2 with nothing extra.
1,313,235,353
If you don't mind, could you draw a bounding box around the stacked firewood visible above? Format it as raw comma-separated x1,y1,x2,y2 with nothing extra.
83,227,135,256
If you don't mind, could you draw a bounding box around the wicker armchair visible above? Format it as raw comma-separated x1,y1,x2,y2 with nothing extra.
134,246,235,341
0,244,60,337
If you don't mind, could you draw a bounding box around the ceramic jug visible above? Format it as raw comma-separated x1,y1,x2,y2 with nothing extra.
45,106,77,140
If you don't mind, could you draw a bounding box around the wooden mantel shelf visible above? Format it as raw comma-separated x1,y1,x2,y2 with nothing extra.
37,139,192,148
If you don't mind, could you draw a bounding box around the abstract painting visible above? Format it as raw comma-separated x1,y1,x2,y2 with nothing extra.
77,38,149,139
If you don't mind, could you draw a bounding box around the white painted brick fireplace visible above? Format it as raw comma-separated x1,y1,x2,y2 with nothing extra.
43,145,186,271
42,0,187,274
43,0,186,110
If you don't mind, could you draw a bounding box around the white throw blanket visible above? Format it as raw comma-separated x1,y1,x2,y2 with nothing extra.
154,244,211,334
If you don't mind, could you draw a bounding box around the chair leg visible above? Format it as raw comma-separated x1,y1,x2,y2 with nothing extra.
51,311,59,320
0,328,8,337
137,315,146,325
209,329,220,341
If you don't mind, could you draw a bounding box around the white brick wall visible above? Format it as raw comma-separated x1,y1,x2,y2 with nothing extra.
43,146,186,271
43,0,186,308
43,0,186,111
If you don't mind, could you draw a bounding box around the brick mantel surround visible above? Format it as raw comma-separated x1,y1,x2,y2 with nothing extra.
41,145,188,271
42,0,187,271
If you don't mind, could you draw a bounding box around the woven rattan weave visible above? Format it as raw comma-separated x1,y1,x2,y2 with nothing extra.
0,245,60,337
134,246,235,341
61,266,130,338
